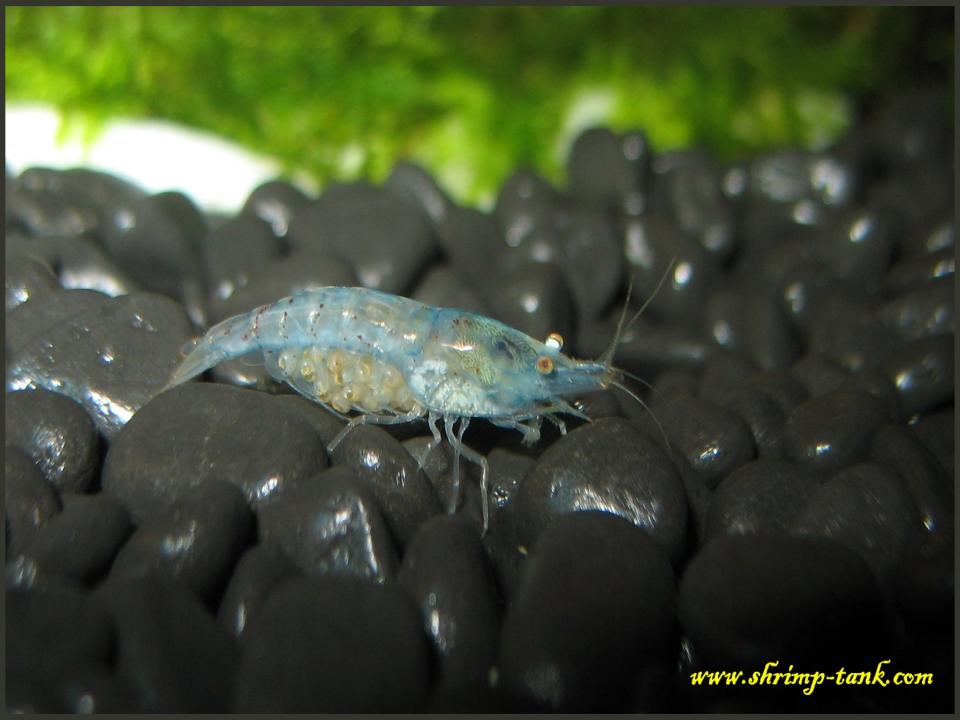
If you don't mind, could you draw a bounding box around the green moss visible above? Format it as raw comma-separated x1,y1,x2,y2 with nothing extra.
5,6,944,202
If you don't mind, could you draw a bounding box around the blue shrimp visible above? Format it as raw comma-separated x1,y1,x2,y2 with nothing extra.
166,283,660,532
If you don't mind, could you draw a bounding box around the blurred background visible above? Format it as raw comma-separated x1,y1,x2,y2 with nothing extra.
5,6,953,209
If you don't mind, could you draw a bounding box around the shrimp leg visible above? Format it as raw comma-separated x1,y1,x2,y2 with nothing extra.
412,411,444,469
326,406,424,455
444,417,491,534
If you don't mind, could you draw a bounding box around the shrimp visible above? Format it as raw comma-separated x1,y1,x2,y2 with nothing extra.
166,278,667,533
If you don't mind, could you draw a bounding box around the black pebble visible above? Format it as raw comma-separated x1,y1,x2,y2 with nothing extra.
102,383,327,524
706,460,821,539
398,514,500,711
5,447,61,555
330,424,441,548
201,213,285,308
257,466,398,582
94,578,238,712
287,181,436,294
5,388,100,493
385,160,454,226
482,260,576,348
5,289,195,439
5,251,59,310
678,534,884,668
498,511,676,711
515,417,687,565
880,334,954,417
638,394,756,490
18,493,131,584
110,479,254,606
217,542,299,637
789,462,921,579
782,388,887,472
241,178,312,237
235,576,432,712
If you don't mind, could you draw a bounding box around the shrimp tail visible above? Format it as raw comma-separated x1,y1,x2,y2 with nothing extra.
164,310,263,390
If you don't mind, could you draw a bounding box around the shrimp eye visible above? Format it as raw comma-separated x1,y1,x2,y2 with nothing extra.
536,355,554,375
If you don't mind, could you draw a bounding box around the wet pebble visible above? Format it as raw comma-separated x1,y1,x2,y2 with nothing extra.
6,289,194,438
868,423,953,537
661,152,736,260
878,282,954,341
6,233,140,298
514,417,687,564
217,542,299,637
331,425,441,547
398,515,500,711
821,208,895,285
101,191,207,306
385,160,454,226
883,246,954,295
102,383,326,524
412,263,492,316
208,251,357,322
435,205,505,285
567,127,652,209
807,290,898,373
241,179,312,238
201,213,285,307
910,407,954,476
110,480,254,606
7,583,115,679
5,251,59,310
235,577,432,712
482,260,576,347
258,466,398,582
789,462,921,580
6,184,101,239
706,460,821,539
5,388,100,493
94,578,237,712
638,395,755,490
16,493,131,584
270,392,346,447
891,527,954,632
287,181,436,294
5,447,62,554
498,511,676,711
879,334,954,417
782,387,887,472
678,534,883,667
749,368,810,415
703,382,787,459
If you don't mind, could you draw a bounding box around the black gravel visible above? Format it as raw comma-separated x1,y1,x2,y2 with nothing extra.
4,88,954,713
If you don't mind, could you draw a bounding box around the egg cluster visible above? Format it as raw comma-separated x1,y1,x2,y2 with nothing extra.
276,347,417,415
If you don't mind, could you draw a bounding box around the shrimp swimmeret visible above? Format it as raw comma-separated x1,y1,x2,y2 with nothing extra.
166,284,661,532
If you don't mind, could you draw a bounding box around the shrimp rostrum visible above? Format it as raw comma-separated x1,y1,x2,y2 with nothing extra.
166,285,650,532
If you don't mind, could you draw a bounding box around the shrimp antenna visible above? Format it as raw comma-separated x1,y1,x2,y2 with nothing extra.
600,256,677,369
609,379,670,450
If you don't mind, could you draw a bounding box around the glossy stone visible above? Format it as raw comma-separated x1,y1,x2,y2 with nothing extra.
17,493,131,584
499,512,676,711
790,462,921,579
412,264,492,316
208,251,357,322
707,460,821,538
567,127,652,209
217,542,299,637
6,233,139,298
5,251,59,311
6,289,194,438
868,424,953,538
662,153,736,260
783,388,887,472
102,383,326,524
235,577,431,712
201,213,285,307
287,181,436,294
385,161,453,226
398,515,500,711
878,283,954,341
5,447,62,554
241,179,312,238
514,417,687,564
94,578,238,712
637,395,755,490
880,335,954,417
703,382,787,459
258,466,398,582
679,534,883,667
5,388,100,493
435,205,505,285
330,425,441,548
110,480,254,606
